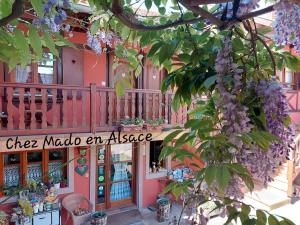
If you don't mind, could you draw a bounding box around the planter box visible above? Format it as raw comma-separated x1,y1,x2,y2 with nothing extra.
119,124,143,132
143,124,163,131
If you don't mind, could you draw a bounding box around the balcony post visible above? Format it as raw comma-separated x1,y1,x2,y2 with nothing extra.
90,83,96,134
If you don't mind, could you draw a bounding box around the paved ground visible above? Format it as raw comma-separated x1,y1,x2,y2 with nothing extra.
107,201,300,225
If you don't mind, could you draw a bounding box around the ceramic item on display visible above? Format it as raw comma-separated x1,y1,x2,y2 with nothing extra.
33,204,39,214
75,165,89,176
39,202,44,212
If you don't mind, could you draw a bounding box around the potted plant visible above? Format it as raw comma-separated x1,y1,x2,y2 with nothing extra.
119,117,144,131
60,178,68,188
51,175,61,190
143,118,164,131
90,211,107,225
156,198,171,222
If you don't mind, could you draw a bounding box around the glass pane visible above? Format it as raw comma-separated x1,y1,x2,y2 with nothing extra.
97,185,105,204
97,147,106,164
98,165,105,183
111,144,132,162
27,152,42,163
38,53,54,84
27,164,42,182
110,181,132,202
110,162,132,182
48,162,64,181
49,150,64,161
4,165,20,188
4,153,20,165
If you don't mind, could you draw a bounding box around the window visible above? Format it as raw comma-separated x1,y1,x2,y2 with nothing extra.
149,141,169,173
0,149,68,192
6,52,58,84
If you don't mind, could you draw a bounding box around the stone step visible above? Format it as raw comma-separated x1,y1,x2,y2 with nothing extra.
268,180,288,192
244,187,290,211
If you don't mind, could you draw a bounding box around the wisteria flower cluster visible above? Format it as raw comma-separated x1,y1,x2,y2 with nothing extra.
214,37,294,197
33,0,70,33
215,36,252,149
273,0,300,53
87,31,122,54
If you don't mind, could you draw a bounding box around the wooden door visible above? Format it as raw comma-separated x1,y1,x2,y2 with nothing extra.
96,143,136,209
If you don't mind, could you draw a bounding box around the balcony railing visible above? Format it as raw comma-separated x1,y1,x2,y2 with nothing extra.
0,83,188,136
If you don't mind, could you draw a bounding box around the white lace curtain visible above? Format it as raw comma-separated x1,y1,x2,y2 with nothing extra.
39,73,53,84
15,65,30,83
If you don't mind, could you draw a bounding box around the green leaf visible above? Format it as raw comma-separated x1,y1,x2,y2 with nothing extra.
43,33,59,57
268,215,280,225
14,29,31,67
204,166,217,186
0,0,12,19
154,0,161,7
158,7,166,15
145,0,152,10
90,20,100,35
163,130,182,145
30,0,44,17
256,210,267,225
216,166,230,191
202,75,216,89
29,27,42,59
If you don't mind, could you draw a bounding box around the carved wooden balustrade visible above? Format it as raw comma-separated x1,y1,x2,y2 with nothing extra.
0,83,188,136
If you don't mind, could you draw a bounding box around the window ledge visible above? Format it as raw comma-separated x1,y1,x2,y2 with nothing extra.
146,171,167,179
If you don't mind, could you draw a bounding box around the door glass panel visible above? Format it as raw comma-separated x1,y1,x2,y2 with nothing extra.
98,147,106,164
110,162,132,181
111,144,132,162
98,165,105,183
110,181,132,202
97,185,105,204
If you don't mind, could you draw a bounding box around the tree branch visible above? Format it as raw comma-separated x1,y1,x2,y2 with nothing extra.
179,0,225,27
220,4,276,29
0,0,25,27
108,0,204,31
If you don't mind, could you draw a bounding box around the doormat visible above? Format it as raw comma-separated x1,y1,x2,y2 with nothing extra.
107,209,144,225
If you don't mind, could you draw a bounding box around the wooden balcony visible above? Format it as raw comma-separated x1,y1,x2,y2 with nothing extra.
0,83,188,137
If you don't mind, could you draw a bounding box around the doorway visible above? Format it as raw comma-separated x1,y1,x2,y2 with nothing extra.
96,143,136,209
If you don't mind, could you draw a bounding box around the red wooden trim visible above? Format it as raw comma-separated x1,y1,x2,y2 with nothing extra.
90,83,96,133
7,87,13,129
52,89,58,128
41,89,47,129
72,90,77,127
0,153,3,190
82,91,87,128
108,92,113,126
62,89,67,128
19,88,25,129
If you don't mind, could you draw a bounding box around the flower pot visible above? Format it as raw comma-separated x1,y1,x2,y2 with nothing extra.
157,199,170,222
143,124,163,131
119,124,143,132
39,202,44,212
54,183,60,190
90,212,107,225
33,204,39,214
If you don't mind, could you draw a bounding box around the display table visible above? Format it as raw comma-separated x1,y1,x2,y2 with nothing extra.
14,209,61,225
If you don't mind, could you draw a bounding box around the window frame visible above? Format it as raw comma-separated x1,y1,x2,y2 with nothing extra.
145,141,171,180
0,149,69,193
